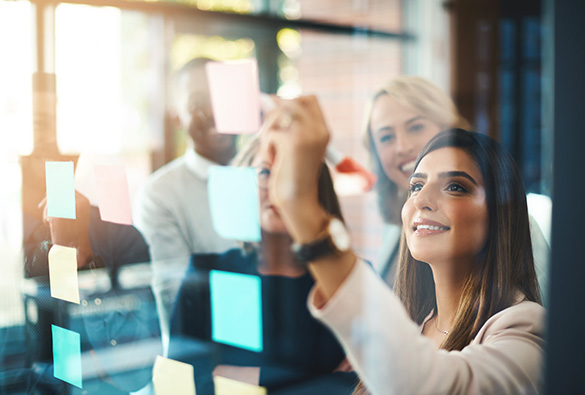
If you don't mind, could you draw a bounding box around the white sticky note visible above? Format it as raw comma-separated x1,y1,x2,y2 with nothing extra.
208,166,261,242
206,59,261,134
152,356,196,395
94,164,133,225
45,161,76,219
214,376,266,395
48,245,80,304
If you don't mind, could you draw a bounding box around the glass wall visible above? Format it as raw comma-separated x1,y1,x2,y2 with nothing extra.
0,0,553,393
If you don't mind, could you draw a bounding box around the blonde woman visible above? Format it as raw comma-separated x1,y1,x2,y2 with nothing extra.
363,76,548,295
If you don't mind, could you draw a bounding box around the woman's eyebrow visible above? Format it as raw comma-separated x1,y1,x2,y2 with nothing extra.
405,116,424,125
409,172,427,181
409,170,479,186
375,125,394,135
438,171,478,186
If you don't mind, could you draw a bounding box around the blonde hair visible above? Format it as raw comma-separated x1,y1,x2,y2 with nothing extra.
363,76,470,224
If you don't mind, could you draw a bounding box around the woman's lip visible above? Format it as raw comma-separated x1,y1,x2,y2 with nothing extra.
399,158,417,174
412,218,450,236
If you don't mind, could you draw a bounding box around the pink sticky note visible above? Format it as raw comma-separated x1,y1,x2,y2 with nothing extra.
206,59,261,134
94,164,133,225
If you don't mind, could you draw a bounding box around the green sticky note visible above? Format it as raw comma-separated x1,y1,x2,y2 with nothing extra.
45,161,76,219
208,166,261,242
210,270,262,352
52,325,82,388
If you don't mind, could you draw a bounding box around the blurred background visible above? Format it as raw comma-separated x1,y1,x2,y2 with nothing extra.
0,0,582,393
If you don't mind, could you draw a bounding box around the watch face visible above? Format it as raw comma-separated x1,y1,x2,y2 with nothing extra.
329,218,350,251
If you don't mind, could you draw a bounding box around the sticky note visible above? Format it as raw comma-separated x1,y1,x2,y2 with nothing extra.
94,164,133,225
208,166,261,242
214,376,266,395
152,356,196,395
48,245,80,304
45,161,76,219
210,270,262,352
206,59,261,134
52,325,82,388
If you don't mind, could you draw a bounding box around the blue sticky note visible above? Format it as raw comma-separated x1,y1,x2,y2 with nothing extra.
210,270,262,352
52,325,82,388
208,166,261,242
45,161,76,219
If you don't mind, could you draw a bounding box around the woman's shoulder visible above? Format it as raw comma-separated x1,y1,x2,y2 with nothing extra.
474,300,545,344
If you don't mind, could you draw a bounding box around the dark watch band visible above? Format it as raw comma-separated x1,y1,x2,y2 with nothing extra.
291,237,338,263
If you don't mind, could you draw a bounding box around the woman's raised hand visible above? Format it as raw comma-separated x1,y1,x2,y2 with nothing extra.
260,95,331,242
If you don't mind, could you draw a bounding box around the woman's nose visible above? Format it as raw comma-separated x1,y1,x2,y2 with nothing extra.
395,133,415,157
413,185,436,212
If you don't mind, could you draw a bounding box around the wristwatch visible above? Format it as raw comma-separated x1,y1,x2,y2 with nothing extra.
291,217,351,263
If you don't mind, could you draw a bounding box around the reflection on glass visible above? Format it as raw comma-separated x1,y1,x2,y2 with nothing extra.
171,34,255,71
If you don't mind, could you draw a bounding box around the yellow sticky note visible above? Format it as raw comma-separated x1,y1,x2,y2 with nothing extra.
214,376,267,395
48,245,80,304
153,356,196,395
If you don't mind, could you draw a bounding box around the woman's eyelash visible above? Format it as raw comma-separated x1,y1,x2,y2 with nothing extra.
409,182,423,193
409,124,424,132
380,134,394,143
445,183,468,193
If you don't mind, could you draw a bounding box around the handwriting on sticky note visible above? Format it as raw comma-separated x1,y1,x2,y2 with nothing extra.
152,356,196,395
214,376,267,395
208,166,261,242
45,161,76,219
48,245,80,304
94,164,133,225
206,59,261,134
52,325,83,388
210,270,262,352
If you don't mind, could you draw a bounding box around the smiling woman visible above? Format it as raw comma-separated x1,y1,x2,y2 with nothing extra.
402,147,489,282
395,129,541,352
262,95,545,394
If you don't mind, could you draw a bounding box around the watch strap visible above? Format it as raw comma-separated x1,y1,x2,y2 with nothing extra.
290,217,346,263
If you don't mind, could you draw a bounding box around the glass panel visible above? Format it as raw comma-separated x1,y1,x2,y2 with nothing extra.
0,1,34,156
55,3,157,203
0,1,552,393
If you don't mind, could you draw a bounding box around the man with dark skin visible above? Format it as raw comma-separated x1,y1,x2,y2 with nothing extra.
134,58,238,353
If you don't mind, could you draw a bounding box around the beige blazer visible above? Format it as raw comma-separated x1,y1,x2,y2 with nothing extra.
309,260,545,395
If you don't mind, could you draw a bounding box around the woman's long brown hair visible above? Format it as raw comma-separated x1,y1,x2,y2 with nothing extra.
355,129,541,394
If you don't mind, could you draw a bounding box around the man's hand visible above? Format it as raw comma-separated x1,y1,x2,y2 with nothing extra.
39,190,94,268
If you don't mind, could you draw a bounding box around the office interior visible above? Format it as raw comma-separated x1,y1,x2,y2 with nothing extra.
0,0,583,393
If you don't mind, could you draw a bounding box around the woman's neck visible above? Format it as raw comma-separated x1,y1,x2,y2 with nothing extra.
258,231,306,277
430,260,472,331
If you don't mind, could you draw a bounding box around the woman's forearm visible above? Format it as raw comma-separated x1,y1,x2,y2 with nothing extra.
280,199,357,302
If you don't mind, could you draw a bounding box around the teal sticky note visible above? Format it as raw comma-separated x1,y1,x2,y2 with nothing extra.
45,161,76,219
52,325,82,388
210,270,262,352
208,166,261,242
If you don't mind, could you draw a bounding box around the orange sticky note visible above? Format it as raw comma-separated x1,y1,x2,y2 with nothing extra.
152,356,196,395
94,164,133,225
48,245,80,304
206,59,261,134
214,376,266,395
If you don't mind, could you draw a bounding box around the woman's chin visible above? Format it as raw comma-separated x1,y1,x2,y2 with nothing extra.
260,224,289,237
